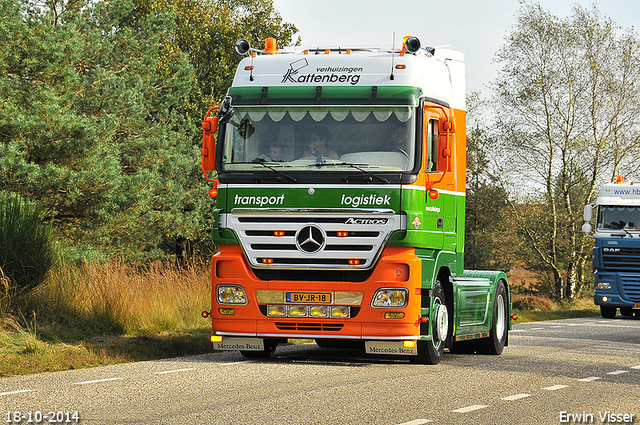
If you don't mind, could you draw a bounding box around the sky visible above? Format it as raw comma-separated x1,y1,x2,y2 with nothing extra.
272,0,639,95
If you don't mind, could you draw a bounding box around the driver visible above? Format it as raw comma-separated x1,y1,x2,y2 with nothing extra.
386,126,408,151
302,127,339,159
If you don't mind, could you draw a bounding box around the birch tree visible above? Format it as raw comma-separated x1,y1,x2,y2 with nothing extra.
493,2,640,299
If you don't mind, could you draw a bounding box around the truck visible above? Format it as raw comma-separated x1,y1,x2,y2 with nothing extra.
200,36,513,364
582,176,640,319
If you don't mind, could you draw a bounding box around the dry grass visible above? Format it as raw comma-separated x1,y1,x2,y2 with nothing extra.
0,259,214,377
31,259,212,336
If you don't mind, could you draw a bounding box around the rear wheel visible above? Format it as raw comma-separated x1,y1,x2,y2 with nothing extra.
476,280,508,355
413,282,448,365
600,306,617,319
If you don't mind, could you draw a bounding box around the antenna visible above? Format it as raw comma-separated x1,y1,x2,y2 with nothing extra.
390,32,396,81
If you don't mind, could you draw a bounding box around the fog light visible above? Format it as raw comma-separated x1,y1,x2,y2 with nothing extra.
385,312,405,319
602,296,609,302
596,282,612,289
403,340,416,348
331,306,350,318
211,335,223,343
289,305,308,317
218,308,235,315
267,305,287,317
309,306,329,318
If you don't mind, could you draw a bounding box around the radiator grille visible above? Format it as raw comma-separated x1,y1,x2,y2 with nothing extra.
224,209,403,270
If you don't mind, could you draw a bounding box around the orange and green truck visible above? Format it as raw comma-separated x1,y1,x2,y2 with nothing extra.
201,36,512,364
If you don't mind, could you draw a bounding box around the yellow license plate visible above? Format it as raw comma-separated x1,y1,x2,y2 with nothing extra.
635,303,640,309
287,292,331,303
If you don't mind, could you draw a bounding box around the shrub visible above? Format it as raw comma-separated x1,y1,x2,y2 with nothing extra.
0,193,54,295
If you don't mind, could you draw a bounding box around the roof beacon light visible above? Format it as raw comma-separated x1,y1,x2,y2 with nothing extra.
403,36,421,53
264,38,278,55
616,175,624,184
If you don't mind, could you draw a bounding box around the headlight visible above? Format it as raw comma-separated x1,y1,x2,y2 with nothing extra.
595,282,612,290
371,288,408,308
217,285,248,305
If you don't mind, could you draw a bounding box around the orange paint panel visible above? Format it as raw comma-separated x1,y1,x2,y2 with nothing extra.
210,245,424,339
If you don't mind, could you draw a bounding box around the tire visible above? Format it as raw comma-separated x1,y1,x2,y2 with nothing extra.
600,306,617,319
240,338,278,359
412,281,448,365
476,280,508,355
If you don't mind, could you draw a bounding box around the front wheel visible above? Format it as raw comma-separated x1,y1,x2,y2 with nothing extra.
477,280,508,355
412,282,448,365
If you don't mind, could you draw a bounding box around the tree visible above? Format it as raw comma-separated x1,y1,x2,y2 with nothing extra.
492,2,640,299
0,0,299,262
126,0,299,125
465,93,514,273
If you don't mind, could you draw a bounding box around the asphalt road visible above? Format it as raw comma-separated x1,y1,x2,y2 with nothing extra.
1,316,639,425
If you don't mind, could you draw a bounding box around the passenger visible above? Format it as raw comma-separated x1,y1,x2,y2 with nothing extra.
302,127,339,159
259,143,285,162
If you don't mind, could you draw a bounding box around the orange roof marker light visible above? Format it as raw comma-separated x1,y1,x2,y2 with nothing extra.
616,175,624,184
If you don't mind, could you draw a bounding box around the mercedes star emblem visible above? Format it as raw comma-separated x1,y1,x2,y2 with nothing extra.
295,225,325,254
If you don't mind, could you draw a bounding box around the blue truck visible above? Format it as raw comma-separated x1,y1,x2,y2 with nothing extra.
583,177,640,318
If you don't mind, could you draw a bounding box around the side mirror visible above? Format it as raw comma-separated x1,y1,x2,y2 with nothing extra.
582,223,593,234
237,118,255,139
202,107,219,176
583,204,593,222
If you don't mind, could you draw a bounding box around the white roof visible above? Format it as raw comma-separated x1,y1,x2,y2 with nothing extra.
231,47,466,110
597,182,640,205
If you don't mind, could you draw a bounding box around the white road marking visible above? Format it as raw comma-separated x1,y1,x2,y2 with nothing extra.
632,365,640,369
396,419,432,425
72,377,123,385
543,385,569,391
550,325,563,328
217,360,254,365
0,389,33,396
511,329,526,332
501,393,531,401
607,370,628,375
578,377,601,382
155,368,195,375
598,320,611,323
452,404,489,413
531,327,544,330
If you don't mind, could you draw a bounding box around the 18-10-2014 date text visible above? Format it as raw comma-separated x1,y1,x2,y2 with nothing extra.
5,412,80,423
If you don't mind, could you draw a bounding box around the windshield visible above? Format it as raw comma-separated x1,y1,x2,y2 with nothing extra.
597,206,640,231
220,106,416,172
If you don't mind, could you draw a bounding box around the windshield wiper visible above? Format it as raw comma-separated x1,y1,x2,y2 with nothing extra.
610,228,634,238
309,161,391,184
253,162,298,182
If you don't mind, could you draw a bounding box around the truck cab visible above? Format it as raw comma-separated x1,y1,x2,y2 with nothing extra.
583,177,640,318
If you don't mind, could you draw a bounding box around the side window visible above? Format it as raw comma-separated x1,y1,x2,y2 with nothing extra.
427,118,439,172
